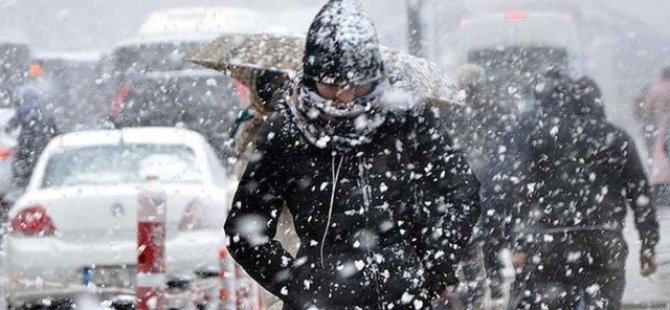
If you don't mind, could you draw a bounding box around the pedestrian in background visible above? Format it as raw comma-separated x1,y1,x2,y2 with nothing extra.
509,76,659,309
641,67,670,207
7,85,59,191
224,0,481,308
454,63,517,304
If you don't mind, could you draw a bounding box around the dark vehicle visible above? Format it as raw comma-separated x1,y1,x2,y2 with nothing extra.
104,37,244,162
32,52,107,131
457,11,582,111
102,38,206,113
110,39,200,72
0,42,31,106
108,69,242,164
104,38,204,93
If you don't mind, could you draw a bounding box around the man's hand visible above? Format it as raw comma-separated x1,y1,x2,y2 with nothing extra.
513,251,528,269
641,255,657,277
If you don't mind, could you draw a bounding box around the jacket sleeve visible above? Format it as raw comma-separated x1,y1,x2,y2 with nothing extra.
622,136,659,257
223,116,295,300
410,107,482,297
483,117,531,251
510,123,543,252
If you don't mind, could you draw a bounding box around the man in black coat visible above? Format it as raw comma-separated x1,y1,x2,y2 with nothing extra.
509,76,659,309
223,0,481,309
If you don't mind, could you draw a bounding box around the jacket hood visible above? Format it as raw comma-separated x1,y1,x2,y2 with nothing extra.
573,76,606,119
302,0,384,87
537,76,606,119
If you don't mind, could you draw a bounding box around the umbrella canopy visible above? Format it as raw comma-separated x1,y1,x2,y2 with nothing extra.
185,33,461,113
186,33,302,114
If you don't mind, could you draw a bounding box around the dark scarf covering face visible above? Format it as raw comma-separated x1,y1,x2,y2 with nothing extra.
287,76,389,151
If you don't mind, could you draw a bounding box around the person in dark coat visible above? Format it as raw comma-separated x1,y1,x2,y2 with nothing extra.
509,76,659,309
223,1,481,309
641,67,670,198
453,64,518,304
7,86,59,190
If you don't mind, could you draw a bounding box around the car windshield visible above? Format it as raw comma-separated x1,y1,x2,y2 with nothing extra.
113,41,200,75
42,144,203,188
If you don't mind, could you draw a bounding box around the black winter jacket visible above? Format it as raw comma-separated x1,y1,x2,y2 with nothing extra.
514,88,659,257
224,103,481,310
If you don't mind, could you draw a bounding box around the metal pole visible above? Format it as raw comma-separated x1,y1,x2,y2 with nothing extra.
407,0,425,57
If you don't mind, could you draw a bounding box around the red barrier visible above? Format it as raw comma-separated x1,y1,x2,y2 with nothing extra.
258,285,265,310
235,264,249,310
218,247,266,310
235,264,263,310
219,248,237,310
137,177,167,310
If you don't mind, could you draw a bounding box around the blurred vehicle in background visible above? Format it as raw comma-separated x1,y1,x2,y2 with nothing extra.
140,6,274,38
108,69,241,163
110,5,306,101
102,37,205,99
103,37,242,160
31,51,107,131
138,6,310,39
0,41,31,107
456,10,582,111
4,127,236,308
102,6,312,164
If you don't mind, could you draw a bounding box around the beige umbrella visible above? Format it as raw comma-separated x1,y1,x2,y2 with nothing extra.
186,33,302,115
185,33,461,113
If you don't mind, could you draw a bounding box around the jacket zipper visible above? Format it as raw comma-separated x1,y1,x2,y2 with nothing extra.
320,153,344,269
358,157,385,310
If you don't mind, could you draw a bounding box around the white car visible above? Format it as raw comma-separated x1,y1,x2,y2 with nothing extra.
4,127,237,307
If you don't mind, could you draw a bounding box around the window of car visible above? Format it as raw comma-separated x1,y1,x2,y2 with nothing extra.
42,143,202,188
112,42,200,75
